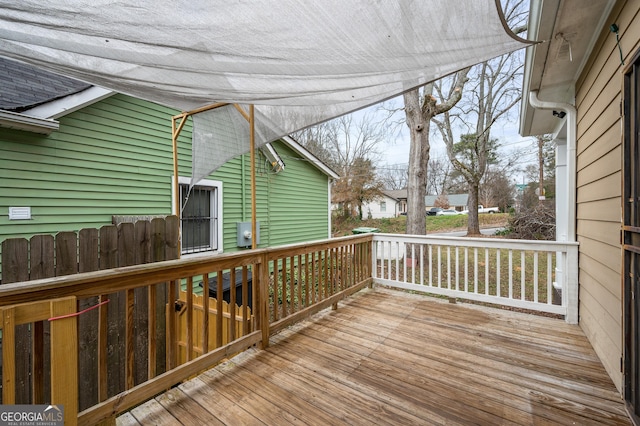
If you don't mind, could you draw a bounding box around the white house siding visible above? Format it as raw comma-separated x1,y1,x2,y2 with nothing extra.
574,0,640,392
362,195,399,219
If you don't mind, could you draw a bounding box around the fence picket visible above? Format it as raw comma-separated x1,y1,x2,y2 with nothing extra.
151,217,168,375
29,235,54,405
1,238,30,403
133,220,150,385
77,228,99,410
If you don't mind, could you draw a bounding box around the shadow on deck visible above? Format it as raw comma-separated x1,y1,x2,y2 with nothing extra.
118,287,629,425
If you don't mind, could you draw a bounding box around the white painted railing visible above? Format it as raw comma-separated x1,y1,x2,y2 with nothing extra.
371,233,579,324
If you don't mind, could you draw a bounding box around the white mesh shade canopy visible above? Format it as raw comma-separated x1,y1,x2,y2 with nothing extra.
0,0,526,180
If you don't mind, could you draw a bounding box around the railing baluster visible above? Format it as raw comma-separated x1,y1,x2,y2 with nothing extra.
229,269,236,341
428,245,433,286
202,275,210,354
185,277,193,362
272,259,279,322
394,241,399,282
419,244,424,286
464,247,469,293
496,249,501,297
306,252,311,304
455,247,459,291
241,266,249,334
402,242,407,283
385,241,392,279
484,248,489,295
534,252,539,303
281,257,287,316
346,245,350,289
508,250,513,299
521,251,526,301
474,248,478,294
289,255,296,312
447,246,451,290
411,244,416,285
311,251,317,304
547,252,553,305
215,271,223,348
437,246,442,288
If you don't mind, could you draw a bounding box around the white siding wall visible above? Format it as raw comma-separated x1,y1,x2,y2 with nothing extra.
362,195,399,219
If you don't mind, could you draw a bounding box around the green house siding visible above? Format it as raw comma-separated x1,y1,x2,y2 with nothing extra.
262,141,330,247
0,94,331,271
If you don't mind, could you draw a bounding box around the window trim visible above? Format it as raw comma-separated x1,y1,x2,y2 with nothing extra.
172,176,224,256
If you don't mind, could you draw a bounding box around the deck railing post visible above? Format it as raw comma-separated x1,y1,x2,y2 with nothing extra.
564,245,579,324
50,297,79,426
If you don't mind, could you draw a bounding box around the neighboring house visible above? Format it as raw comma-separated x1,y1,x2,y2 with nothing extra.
361,190,404,218
425,194,469,211
0,57,338,271
520,0,640,416
361,191,469,216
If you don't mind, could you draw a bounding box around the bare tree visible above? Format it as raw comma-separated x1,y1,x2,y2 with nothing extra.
293,111,390,218
403,68,470,235
432,0,527,235
379,163,408,190
481,168,514,211
426,157,453,195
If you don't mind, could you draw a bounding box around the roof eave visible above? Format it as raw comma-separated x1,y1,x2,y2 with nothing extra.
23,86,114,119
0,110,59,134
281,136,340,180
519,0,616,137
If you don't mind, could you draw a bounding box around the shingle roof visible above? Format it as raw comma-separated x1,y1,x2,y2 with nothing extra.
0,56,91,112
383,189,407,200
425,194,469,207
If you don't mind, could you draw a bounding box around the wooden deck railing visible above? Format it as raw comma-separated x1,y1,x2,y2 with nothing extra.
0,232,578,424
372,233,579,323
0,234,373,425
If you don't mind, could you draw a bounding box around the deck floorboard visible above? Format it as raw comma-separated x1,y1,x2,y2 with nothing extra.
118,287,630,425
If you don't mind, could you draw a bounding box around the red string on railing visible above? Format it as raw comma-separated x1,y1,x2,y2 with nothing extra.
48,299,110,321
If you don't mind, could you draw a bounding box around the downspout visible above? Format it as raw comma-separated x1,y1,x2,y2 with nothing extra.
528,91,577,242
529,90,579,324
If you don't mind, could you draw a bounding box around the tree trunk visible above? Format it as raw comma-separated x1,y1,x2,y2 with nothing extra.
467,182,481,235
404,89,430,235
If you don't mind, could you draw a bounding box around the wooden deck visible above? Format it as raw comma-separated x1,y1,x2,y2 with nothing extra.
117,287,630,425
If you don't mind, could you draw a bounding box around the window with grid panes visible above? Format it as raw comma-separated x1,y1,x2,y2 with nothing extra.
178,178,222,254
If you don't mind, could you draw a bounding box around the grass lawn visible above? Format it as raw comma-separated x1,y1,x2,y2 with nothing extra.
332,213,510,237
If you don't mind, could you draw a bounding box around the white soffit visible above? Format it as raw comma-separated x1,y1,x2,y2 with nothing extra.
521,0,615,136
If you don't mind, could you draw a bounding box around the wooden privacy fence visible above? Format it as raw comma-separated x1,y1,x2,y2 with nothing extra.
0,216,179,410
0,234,374,425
